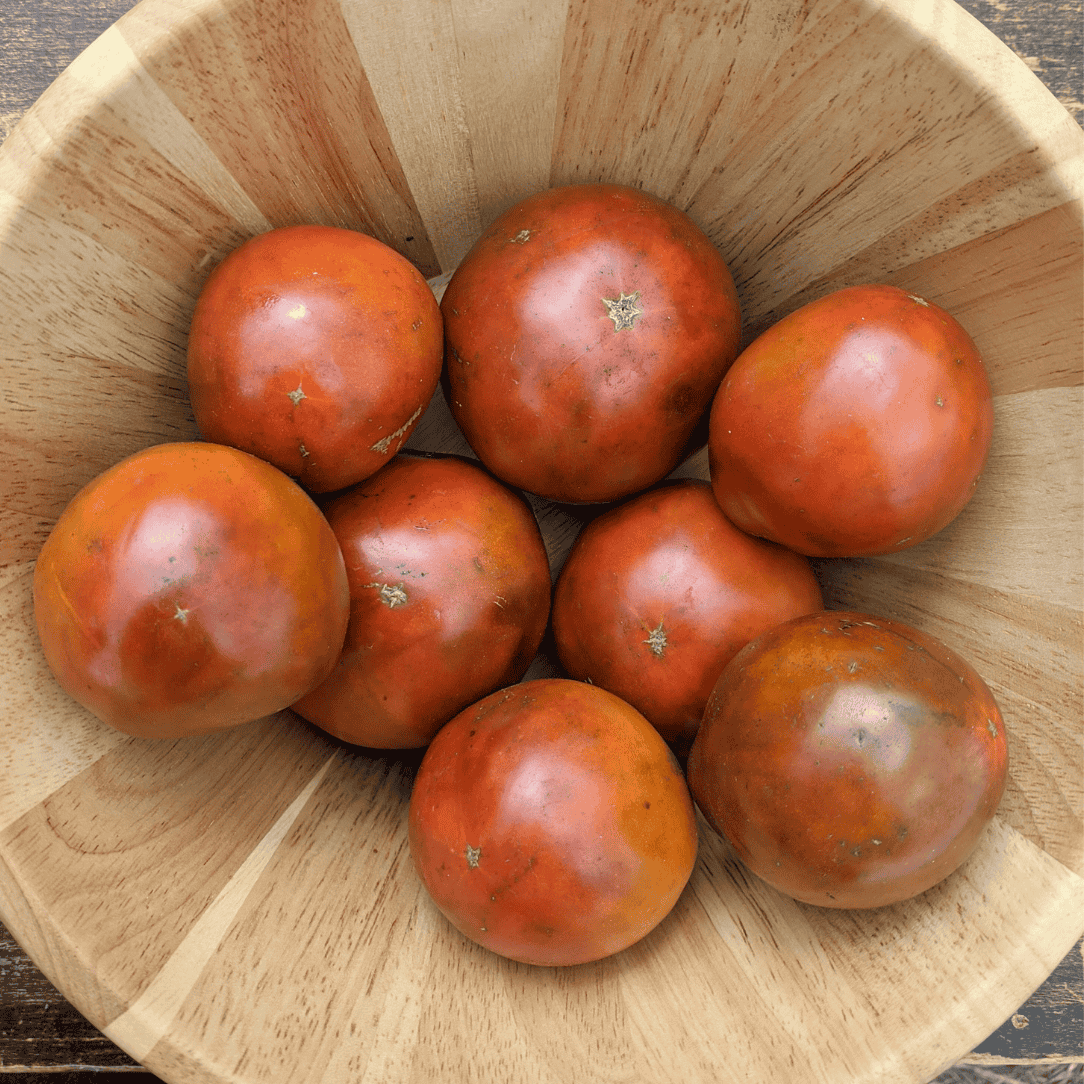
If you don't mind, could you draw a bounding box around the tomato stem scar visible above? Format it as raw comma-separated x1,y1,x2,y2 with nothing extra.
644,620,667,658
287,383,306,406
465,844,481,868
603,291,643,331
363,582,409,607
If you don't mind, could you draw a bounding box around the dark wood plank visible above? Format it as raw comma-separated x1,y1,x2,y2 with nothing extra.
0,1070,157,1079
970,939,1084,1061
961,0,1083,126
0,926,144,1070
0,0,138,143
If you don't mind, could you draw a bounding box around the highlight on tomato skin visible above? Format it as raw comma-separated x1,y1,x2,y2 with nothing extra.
291,453,553,750
686,611,1009,910
707,283,994,558
32,441,350,740
407,677,699,966
551,477,824,756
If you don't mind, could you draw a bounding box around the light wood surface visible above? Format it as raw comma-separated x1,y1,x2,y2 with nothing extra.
0,1,1082,1082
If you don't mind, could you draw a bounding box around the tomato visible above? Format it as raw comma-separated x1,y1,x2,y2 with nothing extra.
33,442,350,739
408,678,698,965
686,611,1008,909
186,224,442,493
441,183,742,504
291,454,551,749
707,284,993,557
551,479,823,755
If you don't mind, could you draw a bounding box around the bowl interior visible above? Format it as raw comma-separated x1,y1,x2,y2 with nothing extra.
0,0,1081,1082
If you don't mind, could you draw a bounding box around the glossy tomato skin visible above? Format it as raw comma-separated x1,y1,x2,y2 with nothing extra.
687,611,1008,909
441,183,742,503
708,284,993,557
409,678,698,965
187,225,442,493
291,454,552,749
551,479,823,754
33,442,350,739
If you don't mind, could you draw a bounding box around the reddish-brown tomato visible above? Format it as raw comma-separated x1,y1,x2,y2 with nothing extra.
441,183,742,504
408,678,699,966
708,284,993,557
32,442,350,739
291,454,552,749
551,479,823,755
187,224,442,493
686,611,1008,909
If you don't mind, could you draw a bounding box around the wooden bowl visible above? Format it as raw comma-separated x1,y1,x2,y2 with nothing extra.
1,0,1081,1081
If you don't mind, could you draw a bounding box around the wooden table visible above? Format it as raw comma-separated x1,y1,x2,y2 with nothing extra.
0,1,1081,1082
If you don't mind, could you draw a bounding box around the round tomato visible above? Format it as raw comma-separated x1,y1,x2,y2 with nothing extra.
551,479,823,754
708,284,993,557
291,454,552,749
441,183,742,504
33,442,350,739
408,677,698,966
187,224,442,493
686,611,1008,909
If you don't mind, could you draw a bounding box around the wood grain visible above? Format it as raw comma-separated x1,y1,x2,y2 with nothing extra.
0,0,1082,1082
